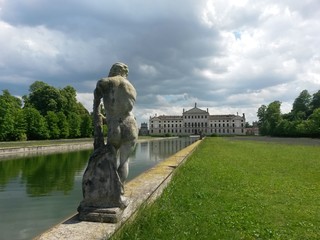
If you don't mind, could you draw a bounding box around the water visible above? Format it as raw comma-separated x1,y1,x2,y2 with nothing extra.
0,137,198,240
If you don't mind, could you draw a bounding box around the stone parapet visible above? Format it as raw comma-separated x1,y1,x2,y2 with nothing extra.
0,143,93,159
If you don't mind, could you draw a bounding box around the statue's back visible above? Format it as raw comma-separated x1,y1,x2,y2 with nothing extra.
98,76,136,118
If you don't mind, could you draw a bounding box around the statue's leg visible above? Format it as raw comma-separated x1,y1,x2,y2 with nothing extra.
118,116,138,189
118,141,135,183
117,141,133,198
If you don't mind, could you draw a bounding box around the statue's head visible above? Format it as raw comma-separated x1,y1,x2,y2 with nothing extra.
108,62,129,78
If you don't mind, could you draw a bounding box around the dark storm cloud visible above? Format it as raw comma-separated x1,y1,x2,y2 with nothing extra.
0,0,216,96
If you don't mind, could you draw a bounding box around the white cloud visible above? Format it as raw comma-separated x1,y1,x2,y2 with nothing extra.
138,64,158,77
76,93,93,113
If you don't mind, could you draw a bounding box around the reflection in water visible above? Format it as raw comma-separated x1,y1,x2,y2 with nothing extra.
0,137,198,240
0,151,90,196
128,137,198,180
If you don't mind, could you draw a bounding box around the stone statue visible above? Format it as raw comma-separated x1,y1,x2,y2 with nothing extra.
78,62,138,223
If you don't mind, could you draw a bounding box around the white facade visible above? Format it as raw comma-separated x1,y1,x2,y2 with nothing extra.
149,104,246,136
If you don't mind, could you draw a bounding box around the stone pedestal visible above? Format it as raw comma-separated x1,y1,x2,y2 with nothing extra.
77,146,128,223
78,206,123,223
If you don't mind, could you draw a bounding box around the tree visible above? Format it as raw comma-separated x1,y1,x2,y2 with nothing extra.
310,90,320,112
307,108,320,137
68,112,81,138
60,86,78,115
0,90,26,141
266,101,282,136
80,114,93,137
28,81,48,93
25,81,64,115
257,105,269,135
22,81,92,140
57,112,69,138
46,111,60,139
257,88,320,138
23,107,49,140
11,110,27,141
276,119,296,137
291,90,312,120
257,101,282,136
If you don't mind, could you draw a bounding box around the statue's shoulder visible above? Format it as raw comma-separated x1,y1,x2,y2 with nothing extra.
96,77,114,89
97,77,110,84
96,76,133,90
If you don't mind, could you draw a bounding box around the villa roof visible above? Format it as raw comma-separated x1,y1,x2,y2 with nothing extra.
150,115,182,120
183,103,208,115
209,114,243,120
184,107,208,114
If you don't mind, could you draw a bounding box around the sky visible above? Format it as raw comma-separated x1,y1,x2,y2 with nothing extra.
0,0,320,125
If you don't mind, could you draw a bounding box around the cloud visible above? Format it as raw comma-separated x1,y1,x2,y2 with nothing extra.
0,0,320,125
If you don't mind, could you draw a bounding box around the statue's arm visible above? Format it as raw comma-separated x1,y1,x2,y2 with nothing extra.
93,82,105,150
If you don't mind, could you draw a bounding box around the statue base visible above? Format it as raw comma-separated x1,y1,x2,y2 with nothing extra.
78,206,123,223
77,196,130,223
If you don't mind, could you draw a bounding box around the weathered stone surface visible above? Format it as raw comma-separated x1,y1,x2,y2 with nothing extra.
78,63,138,223
78,207,123,223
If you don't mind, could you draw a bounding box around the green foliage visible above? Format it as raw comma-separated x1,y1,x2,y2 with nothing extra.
23,107,49,140
291,90,312,119
112,138,320,240
11,109,27,141
307,108,320,136
0,90,26,141
68,112,81,138
57,111,70,138
25,81,64,115
311,90,320,112
257,89,320,137
0,81,93,141
266,101,282,136
257,104,268,135
46,111,61,139
257,101,282,136
60,85,79,115
80,114,93,137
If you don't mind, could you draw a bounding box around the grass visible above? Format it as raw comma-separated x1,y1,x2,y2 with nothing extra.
112,137,320,240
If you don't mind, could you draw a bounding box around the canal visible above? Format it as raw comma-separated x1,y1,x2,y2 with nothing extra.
0,137,198,240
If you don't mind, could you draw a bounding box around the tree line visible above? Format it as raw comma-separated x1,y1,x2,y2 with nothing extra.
0,81,93,141
257,89,320,137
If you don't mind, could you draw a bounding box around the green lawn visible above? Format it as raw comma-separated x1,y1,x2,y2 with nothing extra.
112,137,320,240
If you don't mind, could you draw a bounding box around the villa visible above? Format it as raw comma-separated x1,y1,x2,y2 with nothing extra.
149,103,246,136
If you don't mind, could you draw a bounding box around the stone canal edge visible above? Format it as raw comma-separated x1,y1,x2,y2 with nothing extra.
35,139,202,240
0,138,167,159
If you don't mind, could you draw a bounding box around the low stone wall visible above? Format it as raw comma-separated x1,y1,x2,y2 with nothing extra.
0,143,93,159
35,139,202,240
